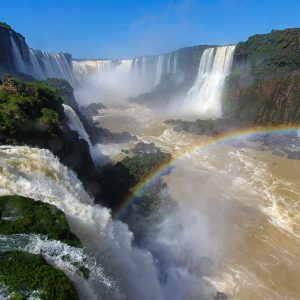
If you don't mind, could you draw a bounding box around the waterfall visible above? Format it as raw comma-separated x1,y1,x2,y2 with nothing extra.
63,104,91,146
131,57,138,75
115,59,133,74
72,59,114,82
29,48,45,79
155,55,164,86
9,34,76,85
10,36,28,74
129,56,154,91
172,52,178,74
0,145,165,300
167,54,172,74
186,45,236,118
141,57,147,78
72,52,179,90
153,52,178,86
32,50,75,85
62,104,108,164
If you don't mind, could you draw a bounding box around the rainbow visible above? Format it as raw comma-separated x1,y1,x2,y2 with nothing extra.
114,124,300,218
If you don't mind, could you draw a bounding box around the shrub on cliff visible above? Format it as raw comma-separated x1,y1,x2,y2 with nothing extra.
0,251,78,300
233,28,300,76
223,28,300,124
0,76,95,183
0,195,81,247
0,22,11,30
0,76,63,138
96,151,171,211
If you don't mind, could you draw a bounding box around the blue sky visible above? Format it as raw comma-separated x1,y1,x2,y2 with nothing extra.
1,0,299,59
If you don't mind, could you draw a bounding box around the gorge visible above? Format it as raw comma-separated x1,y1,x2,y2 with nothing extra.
0,20,300,300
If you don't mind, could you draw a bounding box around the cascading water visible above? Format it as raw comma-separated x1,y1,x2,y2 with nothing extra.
155,55,164,86
0,145,219,299
32,50,76,85
29,48,45,79
72,51,179,93
115,59,133,74
152,52,178,86
141,57,147,78
62,104,106,164
131,56,155,91
186,45,236,118
73,59,114,82
166,54,172,74
10,36,28,74
63,104,92,146
172,52,178,74
0,146,165,300
9,33,76,84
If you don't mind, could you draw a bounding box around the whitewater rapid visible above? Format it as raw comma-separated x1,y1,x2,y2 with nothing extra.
2,101,300,300
0,233,109,299
0,146,164,300
92,104,300,300
0,145,220,299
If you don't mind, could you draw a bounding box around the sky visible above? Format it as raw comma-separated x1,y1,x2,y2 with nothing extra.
1,0,299,59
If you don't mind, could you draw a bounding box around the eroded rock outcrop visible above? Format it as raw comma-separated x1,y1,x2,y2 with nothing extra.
223,28,300,124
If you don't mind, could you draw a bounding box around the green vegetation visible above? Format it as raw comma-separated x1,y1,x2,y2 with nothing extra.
41,78,71,93
41,78,76,107
97,152,171,211
0,76,95,183
222,28,300,124
0,251,78,300
95,151,175,240
235,28,300,76
0,22,11,31
0,195,81,247
0,76,63,140
120,152,171,180
114,153,175,241
37,108,60,132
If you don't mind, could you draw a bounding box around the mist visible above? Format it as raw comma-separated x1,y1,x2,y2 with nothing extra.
65,41,243,300
72,44,236,123
74,60,152,107
1,2,300,299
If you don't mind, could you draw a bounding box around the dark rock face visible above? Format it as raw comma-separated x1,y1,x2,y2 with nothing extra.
131,45,214,106
254,132,300,160
223,28,300,124
0,23,15,75
0,22,32,79
80,102,107,116
41,78,137,144
94,150,172,212
214,292,229,300
42,78,78,108
165,118,217,135
130,73,182,107
131,142,162,154
87,120,137,144
0,76,95,184
0,22,75,86
165,118,248,136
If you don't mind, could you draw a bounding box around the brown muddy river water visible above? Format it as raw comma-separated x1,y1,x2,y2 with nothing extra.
96,104,300,300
